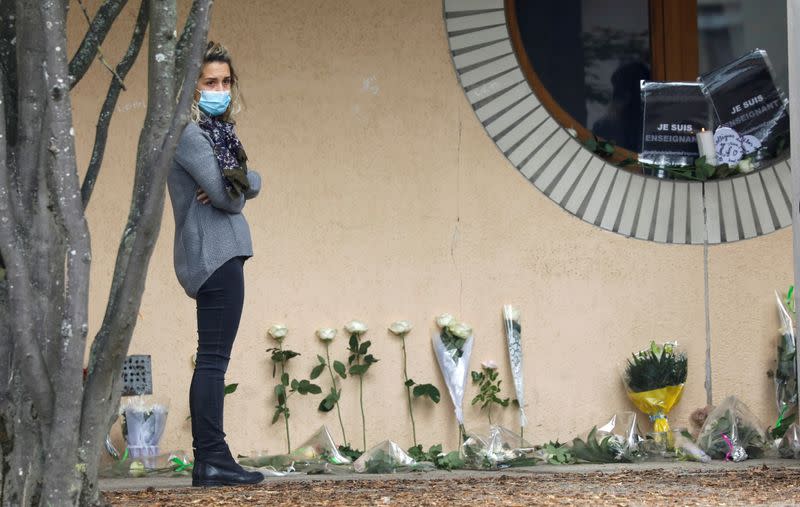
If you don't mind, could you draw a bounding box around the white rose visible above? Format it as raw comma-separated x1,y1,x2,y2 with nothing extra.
316,327,337,342
481,359,498,370
267,324,288,341
448,321,472,339
737,158,754,173
435,313,454,328
388,320,412,336
503,305,520,321
344,320,368,335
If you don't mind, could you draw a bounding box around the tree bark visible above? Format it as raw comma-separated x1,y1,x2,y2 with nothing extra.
79,1,213,503
0,0,213,504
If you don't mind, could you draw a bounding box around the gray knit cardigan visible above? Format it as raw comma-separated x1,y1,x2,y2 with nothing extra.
167,122,261,298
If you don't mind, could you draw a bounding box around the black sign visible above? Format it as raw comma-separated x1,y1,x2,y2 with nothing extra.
640,82,712,167
700,50,789,157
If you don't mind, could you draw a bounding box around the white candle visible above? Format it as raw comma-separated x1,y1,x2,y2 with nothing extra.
696,128,717,165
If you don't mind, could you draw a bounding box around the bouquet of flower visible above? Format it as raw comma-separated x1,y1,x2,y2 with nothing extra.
431,314,473,440
460,425,534,469
353,440,434,473
770,290,797,439
570,412,644,463
778,422,800,459
623,341,687,433
697,396,769,461
121,396,169,468
502,305,527,437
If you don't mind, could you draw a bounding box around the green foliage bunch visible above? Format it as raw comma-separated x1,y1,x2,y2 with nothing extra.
624,341,687,393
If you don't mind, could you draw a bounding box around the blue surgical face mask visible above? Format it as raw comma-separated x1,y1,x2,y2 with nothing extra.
197,90,231,116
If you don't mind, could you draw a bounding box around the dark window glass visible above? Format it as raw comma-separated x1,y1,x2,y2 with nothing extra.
515,1,651,152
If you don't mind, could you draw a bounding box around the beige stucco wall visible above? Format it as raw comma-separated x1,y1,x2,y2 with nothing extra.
69,0,792,458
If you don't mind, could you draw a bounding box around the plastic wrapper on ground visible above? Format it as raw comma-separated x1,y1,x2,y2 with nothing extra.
460,425,535,469
697,396,770,461
353,440,434,473
98,450,193,478
778,423,800,459
571,413,644,463
121,396,169,467
238,426,352,473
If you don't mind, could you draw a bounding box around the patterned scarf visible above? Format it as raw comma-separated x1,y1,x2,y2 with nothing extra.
197,115,250,199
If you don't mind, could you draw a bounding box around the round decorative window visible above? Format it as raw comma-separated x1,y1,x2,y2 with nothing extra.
443,0,792,244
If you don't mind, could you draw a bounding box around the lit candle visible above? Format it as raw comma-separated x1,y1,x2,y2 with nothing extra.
696,128,717,166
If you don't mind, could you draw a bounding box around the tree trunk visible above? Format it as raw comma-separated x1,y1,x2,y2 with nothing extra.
0,0,214,504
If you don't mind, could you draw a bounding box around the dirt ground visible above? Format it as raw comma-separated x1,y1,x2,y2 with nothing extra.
104,462,800,506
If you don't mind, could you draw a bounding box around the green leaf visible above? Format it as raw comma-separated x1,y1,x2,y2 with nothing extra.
291,378,300,390
297,380,322,395
281,372,289,386
358,340,371,355
349,364,368,376
333,361,347,378
363,354,378,365
434,450,464,470
274,384,286,404
413,383,441,403
348,334,358,352
404,379,415,387
318,394,336,412
310,364,325,380
317,354,326,365
224,383,238,395
271,408,282,425
471,371,482,383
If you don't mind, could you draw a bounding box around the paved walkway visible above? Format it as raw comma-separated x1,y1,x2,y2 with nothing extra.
99,458,800,491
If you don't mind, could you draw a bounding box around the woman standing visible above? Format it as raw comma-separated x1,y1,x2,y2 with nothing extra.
168,42,263,487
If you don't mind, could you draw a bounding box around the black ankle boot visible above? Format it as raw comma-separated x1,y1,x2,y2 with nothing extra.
192,450,264,487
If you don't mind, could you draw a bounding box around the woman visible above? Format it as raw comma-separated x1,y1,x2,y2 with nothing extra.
168,42,263,487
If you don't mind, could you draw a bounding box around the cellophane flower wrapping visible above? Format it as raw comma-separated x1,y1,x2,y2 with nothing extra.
623,341,687,433
697,396,770,461
238,425,351,473
571,412,644,463
777,422,800,458
432,332,474,426
353,440,434,473
503,305,527,431
770,291,797,439
121,396,169,467
99,450,193,478
460,425,534,469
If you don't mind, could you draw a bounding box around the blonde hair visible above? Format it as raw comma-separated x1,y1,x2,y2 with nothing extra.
190,41,243,123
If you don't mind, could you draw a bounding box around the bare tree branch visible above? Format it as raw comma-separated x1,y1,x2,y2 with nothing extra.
174,0,203,89
68,0,128,89
81,0,148,209
75,0,128,90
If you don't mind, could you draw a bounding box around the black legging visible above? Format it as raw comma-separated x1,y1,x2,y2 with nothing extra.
190,256,245,460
